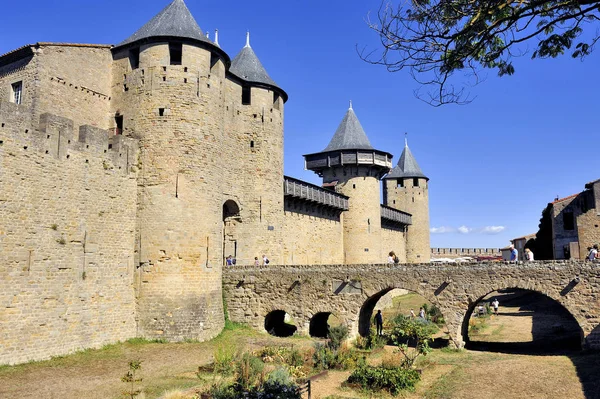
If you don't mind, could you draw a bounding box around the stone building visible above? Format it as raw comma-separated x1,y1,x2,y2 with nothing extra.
537,179,600,259
0,0,430,364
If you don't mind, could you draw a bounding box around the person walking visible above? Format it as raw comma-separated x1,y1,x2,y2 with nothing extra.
262,254,270,266
588,245,599,261
492,299,499,315
409,309,416,318
524,248,534,261
226,255,233,266
509,244,518,262
419,307,426,319
388,252,395,264
254,256,260,266
374,310,384,336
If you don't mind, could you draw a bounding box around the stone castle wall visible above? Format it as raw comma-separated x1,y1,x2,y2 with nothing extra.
281,199,344,265
431,247,502,258
0,101,139,365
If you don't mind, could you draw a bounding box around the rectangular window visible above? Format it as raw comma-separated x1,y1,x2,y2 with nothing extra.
11,81,23,105
169,43,183,65
210,53,219,73
129,48,140,70
563,211,575,230
413,178,419,187
273,92,280,110
242,86,251,105
115,114,123,135
397,179,404,188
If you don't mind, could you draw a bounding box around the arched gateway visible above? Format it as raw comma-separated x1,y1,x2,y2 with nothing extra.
222,261,600,349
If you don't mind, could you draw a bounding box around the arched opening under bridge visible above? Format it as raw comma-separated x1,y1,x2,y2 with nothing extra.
264,310,297,337
462,288,583,354
309,312,342,338
358,288,449,346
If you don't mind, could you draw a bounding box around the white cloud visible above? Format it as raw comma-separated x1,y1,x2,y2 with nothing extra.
430,225,507,235
481,226,506,234
457,225,472,234
430,226,455,234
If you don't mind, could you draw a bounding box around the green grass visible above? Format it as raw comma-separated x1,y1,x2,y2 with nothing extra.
422,366,465,399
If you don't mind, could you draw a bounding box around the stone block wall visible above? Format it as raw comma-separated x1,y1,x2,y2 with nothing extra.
281,199,344,265
223,261,600,350
0,102,139,365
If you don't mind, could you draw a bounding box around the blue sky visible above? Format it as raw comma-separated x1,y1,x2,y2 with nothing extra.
1,0,598,248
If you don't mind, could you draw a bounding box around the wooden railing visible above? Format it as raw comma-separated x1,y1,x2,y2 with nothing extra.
381,204,412,225
284,176,349,210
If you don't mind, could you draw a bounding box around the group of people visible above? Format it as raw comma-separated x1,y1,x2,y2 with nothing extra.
226,254,270,266
509,244,535,262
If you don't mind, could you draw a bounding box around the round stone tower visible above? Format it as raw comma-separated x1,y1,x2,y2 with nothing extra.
110,0,232,341
383,138,430,263
304,104,392,264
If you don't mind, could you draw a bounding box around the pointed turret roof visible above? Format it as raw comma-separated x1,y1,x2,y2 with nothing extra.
117,0,211,48
230,32,279,88
322,102,374,152
385,139,428,180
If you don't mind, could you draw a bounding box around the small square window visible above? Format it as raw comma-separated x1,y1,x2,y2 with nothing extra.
413,178,419,187
11,81,23,104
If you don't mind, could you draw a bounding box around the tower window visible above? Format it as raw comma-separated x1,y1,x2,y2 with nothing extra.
397,179,404,188
159,108,165,116
210,53,219,73
169,42,183,65
273,92,280,110
563,211,575,230
250,140,255,148
11,81,22,104
129,48,140,70
242,86,251,105
413,178,419,187
115,114,123,135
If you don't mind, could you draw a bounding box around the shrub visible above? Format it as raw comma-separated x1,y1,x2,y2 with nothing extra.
258,381,302,399
214,346,236,375
425,304,445,326
355,332,386,350
267,367,294,385
347,365,420,395
390,315,438,368
327,325,349,350
236,353,265,391
313,343,365,370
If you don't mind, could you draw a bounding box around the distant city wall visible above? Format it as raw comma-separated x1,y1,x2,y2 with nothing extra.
431,247,502,258
0,101,139,365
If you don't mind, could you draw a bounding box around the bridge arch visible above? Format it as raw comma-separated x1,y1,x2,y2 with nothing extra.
460,287,584,351
264,309,298,337
358,286,447,337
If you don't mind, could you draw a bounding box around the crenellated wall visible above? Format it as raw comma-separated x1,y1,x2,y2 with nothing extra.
0,101,139,365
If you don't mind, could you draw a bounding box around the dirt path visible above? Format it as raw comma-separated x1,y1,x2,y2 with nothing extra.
0,329,309,399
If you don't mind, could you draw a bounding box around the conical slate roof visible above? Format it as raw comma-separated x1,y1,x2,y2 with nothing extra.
322,104,374,152
385,141,428,180
230,33,279,88
118,0,211,47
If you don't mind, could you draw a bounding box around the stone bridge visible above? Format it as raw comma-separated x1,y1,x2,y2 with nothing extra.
223,261,600,349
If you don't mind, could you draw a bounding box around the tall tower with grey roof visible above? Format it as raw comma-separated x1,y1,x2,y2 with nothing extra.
304,103,393,264
383,138,430,263
110,0,287,342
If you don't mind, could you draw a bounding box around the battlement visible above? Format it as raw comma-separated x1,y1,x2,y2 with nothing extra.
0,101,138,174
431,247,502,258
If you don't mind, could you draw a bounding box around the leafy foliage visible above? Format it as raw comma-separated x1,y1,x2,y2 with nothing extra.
121,360,143,399
389,315,438,368
355,331,387,350
422,303,445,326
362,0,600,105
327,325,349,350
347,365,420,395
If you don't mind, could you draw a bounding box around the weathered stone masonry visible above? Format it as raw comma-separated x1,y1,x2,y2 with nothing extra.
223,261,600,349
0,102,139,365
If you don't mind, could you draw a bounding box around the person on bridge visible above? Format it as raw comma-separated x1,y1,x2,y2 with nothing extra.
509,244,518,262
374,310,384,336
524,248,534,261
588,245,599,261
